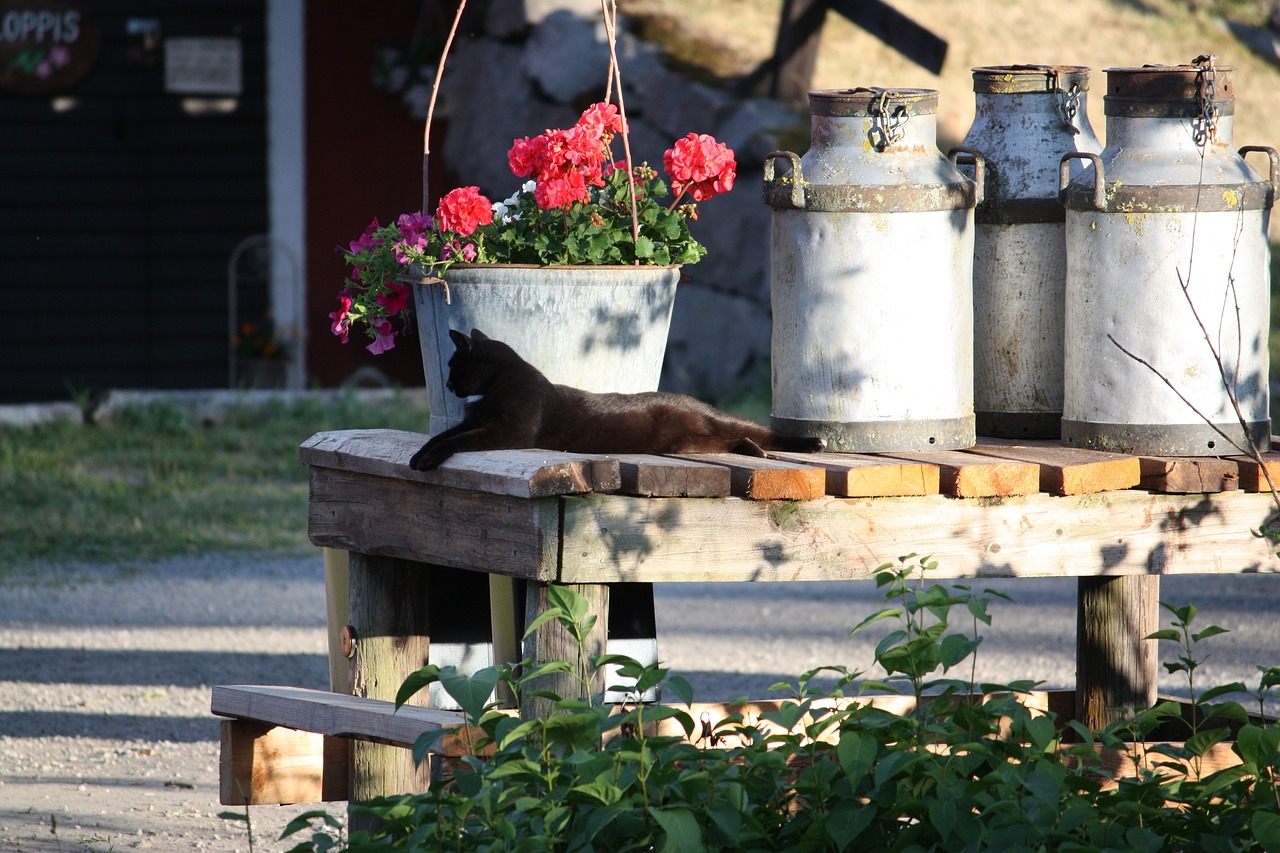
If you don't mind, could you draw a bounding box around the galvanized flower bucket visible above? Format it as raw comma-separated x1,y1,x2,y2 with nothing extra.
411,264,680,435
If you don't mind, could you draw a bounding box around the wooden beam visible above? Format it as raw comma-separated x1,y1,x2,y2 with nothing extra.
770,451,940,497
1230,452,1280,493
885,450,1039,497
557,490,1280,583
612,454,732,497
1138,456,1239,493
307,466,561,580
826,0,947,73
219,719,350,805
970,442,1140,495
212,685,467,749
672,454,826,500
300,430,620,498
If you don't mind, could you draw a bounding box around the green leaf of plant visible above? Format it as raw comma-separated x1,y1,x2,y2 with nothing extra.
573,780,624,806
394,664,441,709
1251,810,1280,852
850,607,902,635
836,731,877,781
1145,629,1182,641
439,665,500,722
523,606,566,638
1184,727,1231,758
635,235,656,259
411,727,452,767
546,584,590,624
1192,624,1230,642
665,674,694,706
649,807,704,853
1198,683,1248,704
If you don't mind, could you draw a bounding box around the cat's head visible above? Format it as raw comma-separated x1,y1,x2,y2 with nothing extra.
445,328,522,397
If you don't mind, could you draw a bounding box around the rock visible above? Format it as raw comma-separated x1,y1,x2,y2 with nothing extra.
485,0,600,39
0,401,82,427
713,98,806,165
662,284,772,398
524,11,612,105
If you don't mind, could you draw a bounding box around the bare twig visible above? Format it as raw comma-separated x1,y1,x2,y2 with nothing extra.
422,0,469,213
600,0,642,259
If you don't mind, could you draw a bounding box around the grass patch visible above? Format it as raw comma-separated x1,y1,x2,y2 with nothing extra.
0,391,430,572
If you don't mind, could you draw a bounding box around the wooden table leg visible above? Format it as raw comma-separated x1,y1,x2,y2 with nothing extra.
1076,575,1160,731
520,583,610,720
347,553,433,832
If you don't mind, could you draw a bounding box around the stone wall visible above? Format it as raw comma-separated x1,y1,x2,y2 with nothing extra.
437,0,805,399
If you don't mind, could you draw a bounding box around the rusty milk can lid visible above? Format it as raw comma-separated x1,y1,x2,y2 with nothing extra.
808,87,939,117
1104,63,1235,117
971,65,1091,94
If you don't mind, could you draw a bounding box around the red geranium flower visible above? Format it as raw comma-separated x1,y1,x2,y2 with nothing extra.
436,186,494,237
664,133,736,202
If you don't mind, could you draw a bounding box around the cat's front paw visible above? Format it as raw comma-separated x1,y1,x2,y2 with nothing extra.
409,443,446,471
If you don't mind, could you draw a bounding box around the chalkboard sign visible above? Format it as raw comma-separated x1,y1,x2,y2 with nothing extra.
0,0,100,94
164,36,242,96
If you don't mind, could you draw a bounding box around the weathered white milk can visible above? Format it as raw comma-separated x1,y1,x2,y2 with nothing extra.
1061,61,1276,455
765,88,980,452
960,66,1102,438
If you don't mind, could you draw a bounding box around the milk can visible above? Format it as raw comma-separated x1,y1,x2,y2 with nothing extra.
1061,60,1276,456
765,88,979,452
961,66,1102,438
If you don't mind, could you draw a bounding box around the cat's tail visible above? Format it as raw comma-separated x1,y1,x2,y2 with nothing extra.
737,433,826,454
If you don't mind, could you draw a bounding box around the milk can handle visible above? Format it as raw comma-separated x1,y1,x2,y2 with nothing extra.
763,151,805,210
1059,152,1105,210
947,145,987,207
1239,145,1279,188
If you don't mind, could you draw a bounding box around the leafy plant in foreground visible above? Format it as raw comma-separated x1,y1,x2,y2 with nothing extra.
281,558,1280,852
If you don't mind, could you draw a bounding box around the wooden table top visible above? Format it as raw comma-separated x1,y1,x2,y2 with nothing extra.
302,430,1280,583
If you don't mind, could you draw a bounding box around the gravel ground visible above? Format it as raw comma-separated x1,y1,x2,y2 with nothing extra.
2,551,1278,851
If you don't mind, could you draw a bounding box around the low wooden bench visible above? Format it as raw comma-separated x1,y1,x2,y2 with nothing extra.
215,429,1280,811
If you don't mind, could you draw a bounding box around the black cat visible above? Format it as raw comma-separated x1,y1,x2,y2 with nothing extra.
408,329,826,471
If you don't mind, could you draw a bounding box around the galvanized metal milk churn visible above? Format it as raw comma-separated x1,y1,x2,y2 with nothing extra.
765,88,980,452
961,66,1102,438
1060,59,1276,455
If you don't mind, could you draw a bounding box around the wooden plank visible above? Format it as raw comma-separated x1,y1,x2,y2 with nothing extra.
212,685,467,750
219,719,349,805
1230,452,1280,493
610,454,732,497
671,454,826,500
1076,576,1159,730
1138,456,1239,493
969,441,1140,495
300,430,621,498
307,467,560,580
557,490,1280,583
883,450,1039,497
769,451,940,497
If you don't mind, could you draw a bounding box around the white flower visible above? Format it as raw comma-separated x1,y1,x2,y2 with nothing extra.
492,200,510,218
521,180,536,194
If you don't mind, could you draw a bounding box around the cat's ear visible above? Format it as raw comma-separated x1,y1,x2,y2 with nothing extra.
471,328,490,341
448,328,471,351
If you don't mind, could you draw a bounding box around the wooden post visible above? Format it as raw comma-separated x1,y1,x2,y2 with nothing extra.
322,548,351,694
769,0,826,105
1076,575,1160,731
347,553,433,832
520,583,609,720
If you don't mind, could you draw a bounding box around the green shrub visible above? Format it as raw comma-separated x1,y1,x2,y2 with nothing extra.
281,557,1280,852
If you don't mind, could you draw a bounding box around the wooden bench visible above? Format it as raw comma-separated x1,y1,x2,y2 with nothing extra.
216,429,1280,810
